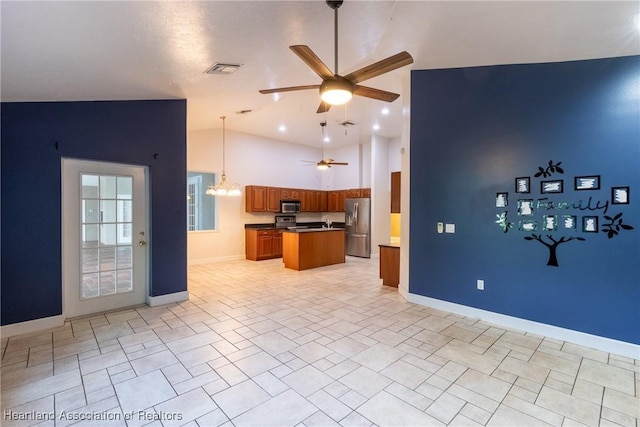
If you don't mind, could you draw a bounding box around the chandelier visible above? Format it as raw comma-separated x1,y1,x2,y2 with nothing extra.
206,115,241,197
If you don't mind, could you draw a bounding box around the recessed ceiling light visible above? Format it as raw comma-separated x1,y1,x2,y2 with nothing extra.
372,124,380,131
381,107,390,115
279,124,286,132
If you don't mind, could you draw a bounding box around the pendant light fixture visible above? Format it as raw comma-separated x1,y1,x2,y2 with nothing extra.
206,115,241,197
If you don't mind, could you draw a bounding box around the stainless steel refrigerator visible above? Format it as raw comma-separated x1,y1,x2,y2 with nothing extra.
345,198,371,258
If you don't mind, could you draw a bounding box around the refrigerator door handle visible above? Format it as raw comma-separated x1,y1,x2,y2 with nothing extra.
354,202,358,224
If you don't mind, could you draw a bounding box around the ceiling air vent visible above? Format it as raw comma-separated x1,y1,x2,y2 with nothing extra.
205,62,242,75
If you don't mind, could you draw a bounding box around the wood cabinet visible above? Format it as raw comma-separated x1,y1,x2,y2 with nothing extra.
283,229,345,270
246,186,267,212
344,188,362,198
246,229,283,260
317,190,328,212
245,186,282,212
280,188,300,201
248,185,370,213
328,191,341,212
266,187,280,212
391,172,401,213
379,244,399,287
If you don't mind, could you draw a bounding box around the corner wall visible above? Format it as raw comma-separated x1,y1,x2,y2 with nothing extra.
409,56,640,345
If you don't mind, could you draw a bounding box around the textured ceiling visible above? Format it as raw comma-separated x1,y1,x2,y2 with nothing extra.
2,1,639,147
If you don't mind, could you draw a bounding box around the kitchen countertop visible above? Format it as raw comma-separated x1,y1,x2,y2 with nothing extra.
284,227,344,233
245,222,345,230
379,242,400,248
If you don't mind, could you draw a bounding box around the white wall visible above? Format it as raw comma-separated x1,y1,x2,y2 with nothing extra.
187,129,369,263
370,135,392,255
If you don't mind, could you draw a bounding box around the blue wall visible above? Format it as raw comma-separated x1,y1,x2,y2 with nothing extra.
409,56,640,344
1,100,187,325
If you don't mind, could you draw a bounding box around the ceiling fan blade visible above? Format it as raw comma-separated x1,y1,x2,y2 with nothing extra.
328,162,348,166
290,45,334,79
354,85,400,102
259,84,320,94
344,51,414,84
316,101,332,114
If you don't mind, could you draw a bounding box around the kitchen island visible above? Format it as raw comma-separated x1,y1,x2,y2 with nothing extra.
282,228,345,270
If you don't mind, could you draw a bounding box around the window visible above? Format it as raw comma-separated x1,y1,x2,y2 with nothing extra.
187,172,216,231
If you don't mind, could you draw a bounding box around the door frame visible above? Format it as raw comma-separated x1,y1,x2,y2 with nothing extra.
61,157,150,319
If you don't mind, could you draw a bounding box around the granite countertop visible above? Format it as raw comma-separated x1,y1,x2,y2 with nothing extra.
284,227,345,233
245,222,345,230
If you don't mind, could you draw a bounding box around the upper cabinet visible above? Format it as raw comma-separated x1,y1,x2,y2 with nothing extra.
391,172,401,213
246,185,370,213
246,185,280,212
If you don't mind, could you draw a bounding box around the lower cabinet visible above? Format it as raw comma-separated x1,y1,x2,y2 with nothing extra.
246,229,283,260
379,244,399,287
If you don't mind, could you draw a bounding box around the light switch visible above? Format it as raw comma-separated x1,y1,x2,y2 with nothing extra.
437,222,444,234
445,223,455,233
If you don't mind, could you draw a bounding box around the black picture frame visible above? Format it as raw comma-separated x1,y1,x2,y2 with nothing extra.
611,186,630,205
515,177,530,194
582,216,599,233
540,180,564,194
574,175,601,191
496,192,508,208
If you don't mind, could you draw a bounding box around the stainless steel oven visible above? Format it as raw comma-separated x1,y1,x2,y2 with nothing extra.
280,200,301,214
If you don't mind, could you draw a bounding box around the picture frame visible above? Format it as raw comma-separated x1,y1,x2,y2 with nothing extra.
574,175,600,191
496,192,508,208
515,177,530,194
582,216,599,233
540,180,563,194
517,199,534,216
611,186,629,205
542,215,558,231
562,215,577,231
519,220,537,232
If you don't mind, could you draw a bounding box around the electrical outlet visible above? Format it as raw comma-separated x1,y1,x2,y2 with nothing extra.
477,279,484,290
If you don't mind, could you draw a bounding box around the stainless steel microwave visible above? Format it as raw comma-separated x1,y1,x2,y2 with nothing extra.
280,200,301,213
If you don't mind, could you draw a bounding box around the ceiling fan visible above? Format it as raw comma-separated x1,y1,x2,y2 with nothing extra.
259,0,414,113
302,121,349,170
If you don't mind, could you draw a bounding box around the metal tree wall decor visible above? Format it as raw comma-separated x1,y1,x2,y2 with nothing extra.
495,160,634,267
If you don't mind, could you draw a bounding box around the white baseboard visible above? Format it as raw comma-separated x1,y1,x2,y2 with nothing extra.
188,255,244,265
147,291,189,307
0,315,65,339
1,291,189,338
408,293,640,360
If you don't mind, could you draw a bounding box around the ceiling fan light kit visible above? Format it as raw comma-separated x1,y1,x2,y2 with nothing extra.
320,78,353,105
301,121,350,170
259,0,413,113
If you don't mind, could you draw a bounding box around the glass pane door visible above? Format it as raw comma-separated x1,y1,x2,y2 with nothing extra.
81,174,133,299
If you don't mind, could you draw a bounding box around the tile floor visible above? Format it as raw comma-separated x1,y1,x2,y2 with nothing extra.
1,257,639,427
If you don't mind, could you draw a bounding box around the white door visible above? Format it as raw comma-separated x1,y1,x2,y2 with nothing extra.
62,158,148,318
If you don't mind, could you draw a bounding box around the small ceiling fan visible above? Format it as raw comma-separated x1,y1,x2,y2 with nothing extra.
259,0,414,113
302,121,349,170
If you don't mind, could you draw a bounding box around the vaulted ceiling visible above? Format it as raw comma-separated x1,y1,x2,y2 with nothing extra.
2,1,638,147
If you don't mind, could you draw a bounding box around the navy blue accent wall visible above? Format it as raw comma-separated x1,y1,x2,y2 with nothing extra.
410,56,640,344
1,100,187,325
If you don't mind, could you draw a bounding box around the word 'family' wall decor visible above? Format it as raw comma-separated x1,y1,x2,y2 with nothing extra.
495,160,634,267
